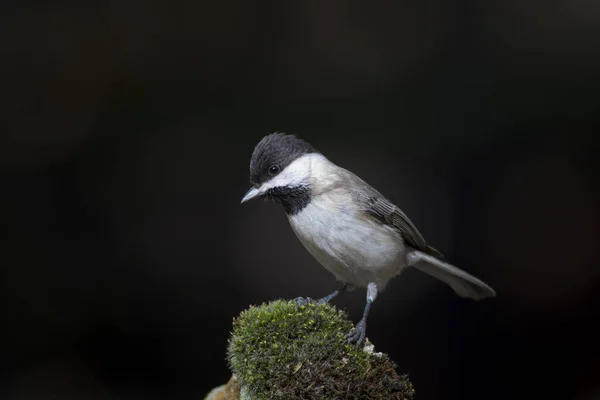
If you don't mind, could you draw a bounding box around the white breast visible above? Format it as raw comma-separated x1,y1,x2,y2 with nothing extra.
287,189,407,289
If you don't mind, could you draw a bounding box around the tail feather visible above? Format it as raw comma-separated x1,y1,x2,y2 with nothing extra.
408,250,496,300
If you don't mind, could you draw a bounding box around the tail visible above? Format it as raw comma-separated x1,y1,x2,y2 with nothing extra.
407,250,496,300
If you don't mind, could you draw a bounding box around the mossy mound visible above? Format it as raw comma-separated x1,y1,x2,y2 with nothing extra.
227,300,414,400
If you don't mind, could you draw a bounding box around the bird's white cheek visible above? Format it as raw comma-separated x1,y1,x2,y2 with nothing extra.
270,169,309,188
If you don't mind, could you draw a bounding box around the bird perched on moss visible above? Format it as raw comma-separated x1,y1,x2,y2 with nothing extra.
227,300,414,400
241,133,496,346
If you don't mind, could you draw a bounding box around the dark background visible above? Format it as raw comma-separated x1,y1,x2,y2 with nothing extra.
1,1,599,399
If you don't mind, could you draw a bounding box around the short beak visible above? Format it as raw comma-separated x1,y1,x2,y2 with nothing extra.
241,187,261,203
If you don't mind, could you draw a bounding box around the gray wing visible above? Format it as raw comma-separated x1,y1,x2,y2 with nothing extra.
342,169,443,258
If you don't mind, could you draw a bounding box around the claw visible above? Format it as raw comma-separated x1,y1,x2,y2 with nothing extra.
294,297,316,306
347,320,367,347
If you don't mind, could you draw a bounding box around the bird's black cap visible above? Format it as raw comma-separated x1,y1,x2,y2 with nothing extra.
249,133,317,187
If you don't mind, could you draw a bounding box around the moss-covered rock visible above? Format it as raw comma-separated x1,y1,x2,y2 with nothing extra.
226,300,415,400
204,375,242,400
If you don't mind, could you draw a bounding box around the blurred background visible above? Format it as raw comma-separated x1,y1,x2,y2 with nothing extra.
1,1,599,399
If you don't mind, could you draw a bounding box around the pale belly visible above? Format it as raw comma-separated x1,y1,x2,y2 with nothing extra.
287,199,407,289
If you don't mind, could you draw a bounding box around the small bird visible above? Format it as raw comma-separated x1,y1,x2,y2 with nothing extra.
241,133,495,346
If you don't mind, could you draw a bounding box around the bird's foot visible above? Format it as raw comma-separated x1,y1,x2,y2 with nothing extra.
294,296,317,306
347,319,367,347
316,297,330,305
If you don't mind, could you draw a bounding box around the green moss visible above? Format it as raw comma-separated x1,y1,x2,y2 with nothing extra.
227,300,415,400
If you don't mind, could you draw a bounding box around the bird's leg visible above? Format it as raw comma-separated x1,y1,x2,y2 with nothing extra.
317,283,352,304
347,282,377,347
295,283,352,306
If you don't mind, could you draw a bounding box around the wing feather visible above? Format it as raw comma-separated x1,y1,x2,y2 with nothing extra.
342,169,443,258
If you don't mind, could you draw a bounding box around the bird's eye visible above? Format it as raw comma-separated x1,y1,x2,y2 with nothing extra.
268,165,280,176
